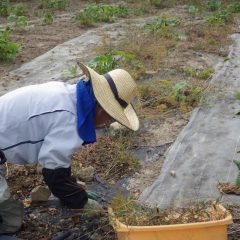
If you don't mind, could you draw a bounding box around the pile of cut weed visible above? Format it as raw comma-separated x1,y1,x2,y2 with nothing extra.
110,196,228,226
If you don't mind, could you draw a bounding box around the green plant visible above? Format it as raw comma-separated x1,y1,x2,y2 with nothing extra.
149,0,176,8
7,14,28,29
139,80,202,113
144,16,181,34
182,67,214,79
206,0,221,11
172,81,191,102
0,28,21,61
62,65,78,78
41,11,54,25
12,3,27,16
233,160,240,187
188,5,199,17
75,4,128,26
234,91,240,100
227,2,240,13
205,10,232,25
88,50,141,74
39,0,67,10
0,0,10,16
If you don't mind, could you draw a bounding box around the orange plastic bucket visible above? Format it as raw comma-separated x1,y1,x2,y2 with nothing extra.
109,205,232,240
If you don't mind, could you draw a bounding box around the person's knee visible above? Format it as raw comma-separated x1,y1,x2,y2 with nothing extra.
0,199,24,234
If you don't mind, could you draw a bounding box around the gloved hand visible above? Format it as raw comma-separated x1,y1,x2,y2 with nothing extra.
86,191,99,201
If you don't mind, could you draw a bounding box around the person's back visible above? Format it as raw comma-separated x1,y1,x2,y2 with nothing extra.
0,81,83,167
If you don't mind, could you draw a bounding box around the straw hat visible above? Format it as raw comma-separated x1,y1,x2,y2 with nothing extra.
78,63,139,131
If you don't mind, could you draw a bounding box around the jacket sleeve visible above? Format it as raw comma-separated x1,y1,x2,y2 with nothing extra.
42,167,88,209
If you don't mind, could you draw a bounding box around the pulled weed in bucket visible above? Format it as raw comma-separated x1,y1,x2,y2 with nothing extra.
110,195,228,226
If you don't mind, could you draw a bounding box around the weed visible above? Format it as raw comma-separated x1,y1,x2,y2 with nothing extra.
75,4,128,26
41,11,54,25
39,0,67,10
206,0,221,11
233,160,240,187
149,0,176,8
227,2,240,13
62,65,78,78
0,27,21,61
7,14,28,29
188,5,200,17
88,50,141,75
234,91,240,100
182,67,214,79
138,79,202,113
144,16,181,34
0,0,10,16
205,10,233,25
12,3,27,16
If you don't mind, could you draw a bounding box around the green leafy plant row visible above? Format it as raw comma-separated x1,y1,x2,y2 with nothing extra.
0,0,10,16
144,16,181,34
39,0,67,10
205,10,233,25
88,50,141,75
0,28,21,61
75,4,128,26
7,14,28,29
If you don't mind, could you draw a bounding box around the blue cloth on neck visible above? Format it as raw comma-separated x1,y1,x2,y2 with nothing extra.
76,80,97,145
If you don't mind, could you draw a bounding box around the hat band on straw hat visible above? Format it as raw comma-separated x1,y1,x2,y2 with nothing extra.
104,73,128,109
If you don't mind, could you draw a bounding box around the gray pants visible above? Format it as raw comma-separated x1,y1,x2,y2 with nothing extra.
0,165,23,234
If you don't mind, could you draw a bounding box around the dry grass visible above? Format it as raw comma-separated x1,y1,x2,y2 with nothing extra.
110,195,228,226
71,135,139,183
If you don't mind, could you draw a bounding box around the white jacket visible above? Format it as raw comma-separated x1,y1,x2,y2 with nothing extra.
0,82,83,169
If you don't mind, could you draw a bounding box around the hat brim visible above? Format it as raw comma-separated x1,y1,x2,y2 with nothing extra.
78,63,139,131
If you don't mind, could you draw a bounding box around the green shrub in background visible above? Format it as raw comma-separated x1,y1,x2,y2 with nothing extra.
182,67,214,79
227,2,240,13
206,0,221,11
139,80,202,112
188,5,200,17
39,0,67,10
205,10,232,25
41,11,54,25
149,0,176,8
12,3,27,16
75,4,128,26
88,50,140,74
0,28,21,61
0,0,10,16
144,16,181,34
7,14,28,29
